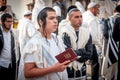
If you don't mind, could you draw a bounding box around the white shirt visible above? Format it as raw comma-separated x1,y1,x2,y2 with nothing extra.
0,27,11,68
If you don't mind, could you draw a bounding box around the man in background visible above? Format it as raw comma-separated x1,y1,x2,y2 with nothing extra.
0,13,19,80
17,10,36,54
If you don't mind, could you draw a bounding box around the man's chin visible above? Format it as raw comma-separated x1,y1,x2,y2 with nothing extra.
5,27,11,30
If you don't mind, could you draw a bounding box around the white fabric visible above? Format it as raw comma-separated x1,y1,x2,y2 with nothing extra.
104,0,116,17
53,6,61,16
18,32,68,80
32,0,45,30
82,10,103,51
23,10,32,15
58,22,90,71
75,1,85,14
58,18,70,35
17,18,36,54
12,29,20,63
0,27,11,68
25,38,60,63
87,2,97,9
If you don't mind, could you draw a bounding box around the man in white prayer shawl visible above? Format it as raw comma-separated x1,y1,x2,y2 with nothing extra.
17,10,36,54
82,2,103,80
58,8,93,80
18,7,70,80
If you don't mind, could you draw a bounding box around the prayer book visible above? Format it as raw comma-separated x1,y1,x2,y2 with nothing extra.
55,48,77,63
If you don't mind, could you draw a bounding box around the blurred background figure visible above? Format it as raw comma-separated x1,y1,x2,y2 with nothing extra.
32,0,45,30
82,2,103,80
75,0,86,14
53,0,67,23
0,0,16,28
0,13,19,80
17,10,36,54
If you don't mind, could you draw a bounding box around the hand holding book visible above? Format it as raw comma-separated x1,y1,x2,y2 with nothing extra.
55,48,79,63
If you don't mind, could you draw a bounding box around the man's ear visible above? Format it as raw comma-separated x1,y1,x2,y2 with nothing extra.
69,16,71,21
39,19,43,26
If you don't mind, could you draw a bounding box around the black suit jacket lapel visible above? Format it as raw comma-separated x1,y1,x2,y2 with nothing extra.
0,27,4,54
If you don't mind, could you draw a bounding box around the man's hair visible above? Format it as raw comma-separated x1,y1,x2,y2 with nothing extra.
115,5,120,13
37,7,55,28
1,13,12,22
67,5,77,13
68,8,80,16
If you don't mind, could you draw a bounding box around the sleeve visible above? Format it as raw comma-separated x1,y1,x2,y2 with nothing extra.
22,39,39,63
24,54,34,63
75,35,93,62
22,38,44,68
21,41,37,63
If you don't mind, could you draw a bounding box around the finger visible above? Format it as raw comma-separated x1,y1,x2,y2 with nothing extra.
62,60,71,65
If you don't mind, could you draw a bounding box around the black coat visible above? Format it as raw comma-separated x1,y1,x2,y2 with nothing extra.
113,17,120,53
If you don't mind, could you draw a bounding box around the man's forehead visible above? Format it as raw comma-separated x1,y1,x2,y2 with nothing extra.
6,18,13,20
71,11,81,16
47,11,56,16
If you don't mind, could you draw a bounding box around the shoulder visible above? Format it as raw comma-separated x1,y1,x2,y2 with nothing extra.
23,32,43,52
27,32,42,45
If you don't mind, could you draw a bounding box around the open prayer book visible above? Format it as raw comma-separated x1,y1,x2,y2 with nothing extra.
55,48,78,63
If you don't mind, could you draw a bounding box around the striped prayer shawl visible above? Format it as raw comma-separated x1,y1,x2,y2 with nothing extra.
101,14,120,80
106,18,118,67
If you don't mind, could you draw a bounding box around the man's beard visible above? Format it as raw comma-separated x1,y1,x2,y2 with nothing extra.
4,26,11,30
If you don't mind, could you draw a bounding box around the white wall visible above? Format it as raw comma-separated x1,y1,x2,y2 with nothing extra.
7,0,32,20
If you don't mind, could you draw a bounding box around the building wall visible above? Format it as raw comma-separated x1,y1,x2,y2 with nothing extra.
7,0,32,20
7,0,75,20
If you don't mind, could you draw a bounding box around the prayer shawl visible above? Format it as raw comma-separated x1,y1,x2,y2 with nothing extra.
17,18,36,54
58,18,69,35
17,18,29,53
12,29,20,63
18,32,67,80
59,23,90,71
101,13,120,80
12,29,20,80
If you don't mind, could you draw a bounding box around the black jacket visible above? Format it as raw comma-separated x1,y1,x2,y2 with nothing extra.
113,17,120,53
0,27,4,55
